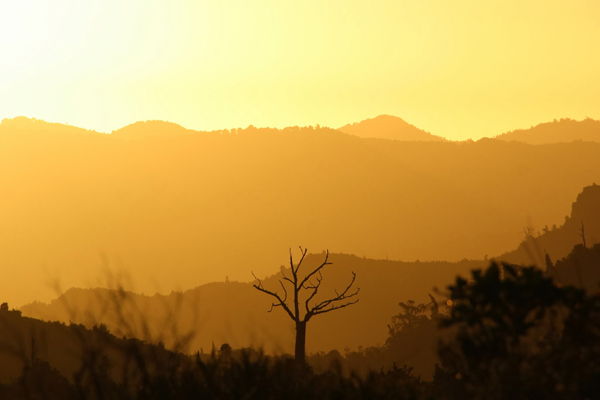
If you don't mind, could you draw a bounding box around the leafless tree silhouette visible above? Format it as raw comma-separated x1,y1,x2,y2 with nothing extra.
252,247,359,363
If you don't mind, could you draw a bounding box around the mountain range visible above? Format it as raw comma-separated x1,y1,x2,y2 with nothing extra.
5,114,600,143
2,115,600,307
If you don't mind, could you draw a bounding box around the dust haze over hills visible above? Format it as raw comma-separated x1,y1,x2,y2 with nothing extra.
2,115,600,307
21,255,483,354
21,183,600,355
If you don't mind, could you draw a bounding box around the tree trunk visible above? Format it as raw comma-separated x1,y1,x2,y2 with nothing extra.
294,320,307,363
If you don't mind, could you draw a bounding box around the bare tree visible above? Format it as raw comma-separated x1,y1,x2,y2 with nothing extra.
252,247,359,363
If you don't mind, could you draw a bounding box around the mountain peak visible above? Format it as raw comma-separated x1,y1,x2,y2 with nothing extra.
368,114,409,123
338,115,445,142
112,120,191,138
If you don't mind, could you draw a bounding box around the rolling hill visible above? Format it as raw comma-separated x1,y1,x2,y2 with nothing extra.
495,118,600,144
112,120,193,139
338,115,445,141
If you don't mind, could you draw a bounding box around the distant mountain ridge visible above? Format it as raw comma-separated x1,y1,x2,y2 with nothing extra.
2,116,600,305
0,116,101,137
495,118,600,144
5,115,600,144
338,115,446,142
112,120,192,138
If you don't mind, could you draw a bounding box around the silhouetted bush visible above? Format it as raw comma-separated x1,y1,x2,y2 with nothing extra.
309,296,442,380
552,243,600,292
11,347,430,399
435,262,600,399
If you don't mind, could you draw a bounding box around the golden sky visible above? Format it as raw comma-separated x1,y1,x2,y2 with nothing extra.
1,0,599,140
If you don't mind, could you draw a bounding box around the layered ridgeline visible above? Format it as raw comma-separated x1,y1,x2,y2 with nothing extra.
20,184,600,355
2,116,600,305
495,118,600,144
21,255,482,355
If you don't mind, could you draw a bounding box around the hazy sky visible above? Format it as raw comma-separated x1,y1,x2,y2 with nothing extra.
1,0,599,140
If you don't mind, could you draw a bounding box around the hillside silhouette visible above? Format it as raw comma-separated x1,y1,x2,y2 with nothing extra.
547,243,600,292
495,118,600,144
338,115,445,141
2,116,600,305
500,183,600,266
0,305,180,388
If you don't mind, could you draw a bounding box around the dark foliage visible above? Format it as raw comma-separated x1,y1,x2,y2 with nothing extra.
0,347,429,399
309,296,442,380
436,262,600,399
5,245,600,398
551,243,600,292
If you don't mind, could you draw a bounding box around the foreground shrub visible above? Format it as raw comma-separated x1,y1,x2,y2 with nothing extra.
436,262,600,400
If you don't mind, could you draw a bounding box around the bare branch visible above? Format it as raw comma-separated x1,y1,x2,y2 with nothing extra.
278,280,288,303
298,250,331,289
310,288,360,315
252,248,360,364
253,251,359,332
289,247,308,282
289,249,298,288
295,246,308,275
302,271,322,290
306,271,360,320
252,272,296,320
310,298,360,316
304,272,323,314
251,271,262,287
282,276,295,286
279,267,294,285
289,248,296,276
